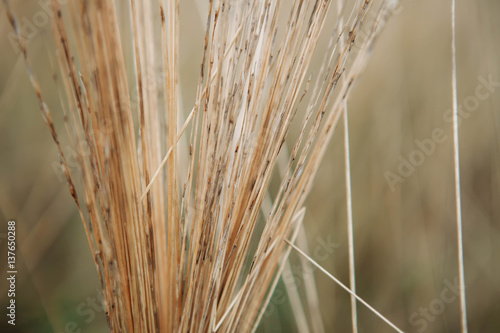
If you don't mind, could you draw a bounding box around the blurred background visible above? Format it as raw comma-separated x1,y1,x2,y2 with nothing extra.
1,0,499,332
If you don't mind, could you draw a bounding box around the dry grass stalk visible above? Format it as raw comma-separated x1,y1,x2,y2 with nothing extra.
4,0,397,331
450,0,468,331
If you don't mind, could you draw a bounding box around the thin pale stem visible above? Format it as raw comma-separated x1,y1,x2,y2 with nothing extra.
140,108,194,200
451,0,468,331
296,223,325,333
343,102,358,333
337,0,358,328
283,260,311,333
285,240,405,333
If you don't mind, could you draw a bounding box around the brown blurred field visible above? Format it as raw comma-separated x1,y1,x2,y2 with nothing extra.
1,0,499,332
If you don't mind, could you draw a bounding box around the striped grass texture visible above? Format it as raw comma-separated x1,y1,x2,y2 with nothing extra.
3,0,398,332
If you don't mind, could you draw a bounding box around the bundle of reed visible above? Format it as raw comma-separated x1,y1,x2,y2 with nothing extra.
4,0,397,331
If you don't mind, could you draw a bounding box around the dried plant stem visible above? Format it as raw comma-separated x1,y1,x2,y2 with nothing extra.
285,240,405,333
343,102,358,333
337,1,358,330
451,0,468,332
296,223,325,333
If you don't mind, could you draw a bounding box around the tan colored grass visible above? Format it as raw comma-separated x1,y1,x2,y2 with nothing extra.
3,0,397,331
